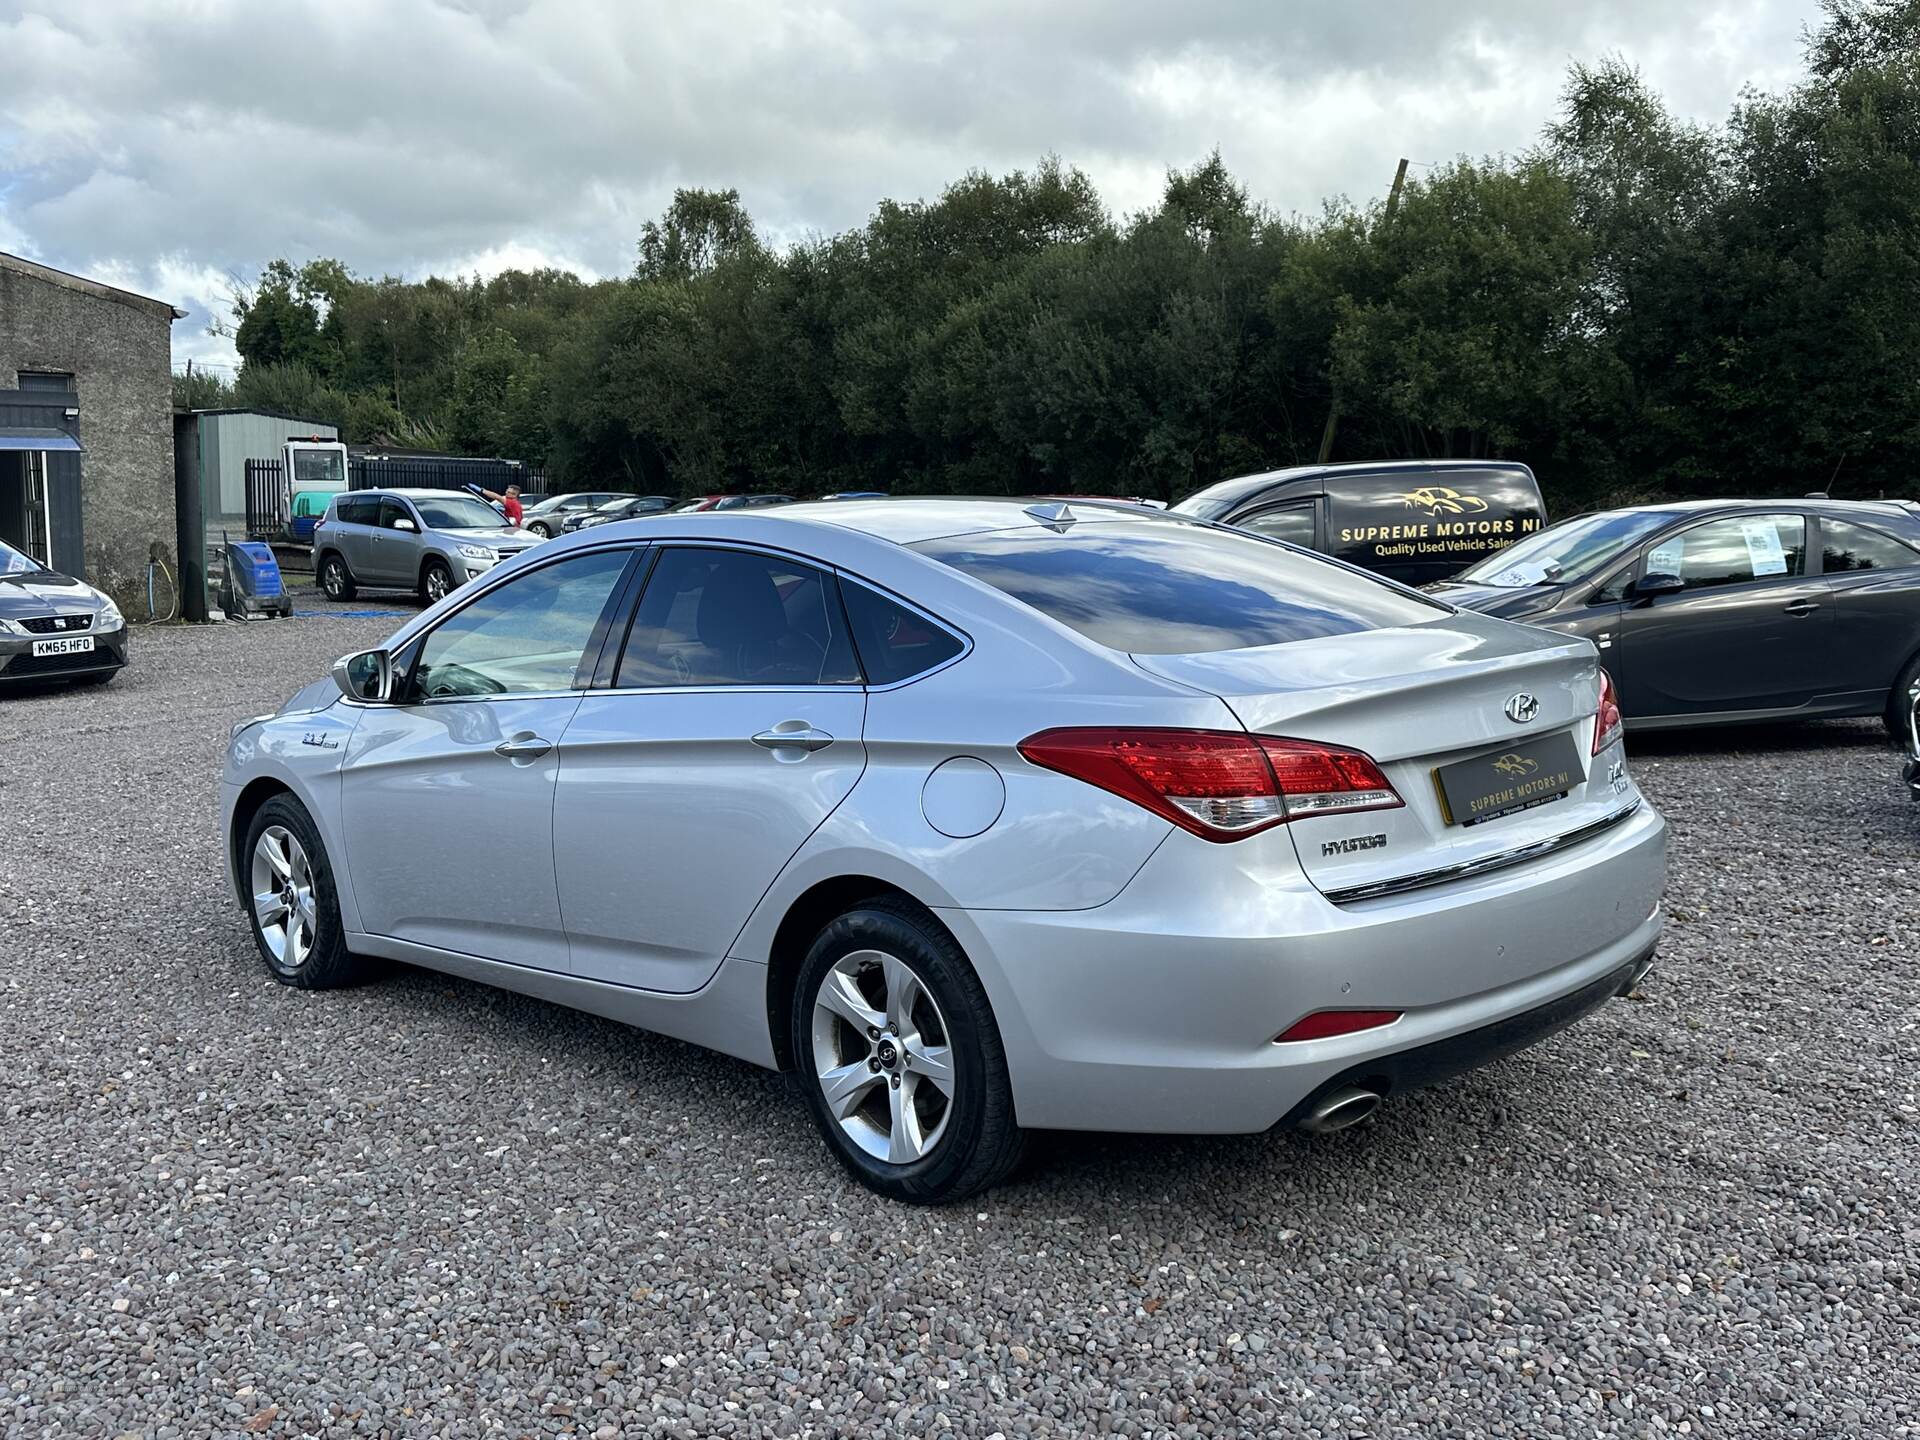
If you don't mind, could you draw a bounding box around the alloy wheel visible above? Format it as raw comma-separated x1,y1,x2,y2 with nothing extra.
322,560,344,598
250,825,318,968
425,566,450,602
810,949,955,1163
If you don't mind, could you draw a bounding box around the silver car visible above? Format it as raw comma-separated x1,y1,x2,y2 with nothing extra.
314,489,540,605
223,499,1666,1202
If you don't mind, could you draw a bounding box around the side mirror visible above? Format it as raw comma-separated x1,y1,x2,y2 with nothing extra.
391,517,416,532
1634,572,1684,600
331,648,393,703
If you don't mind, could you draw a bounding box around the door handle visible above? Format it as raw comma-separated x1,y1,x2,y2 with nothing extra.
1783,599,1821,616
752,724,834,753
493,733,554,761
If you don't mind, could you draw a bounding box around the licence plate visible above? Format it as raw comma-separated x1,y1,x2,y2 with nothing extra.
30,635,94,657
1434,732,1582,826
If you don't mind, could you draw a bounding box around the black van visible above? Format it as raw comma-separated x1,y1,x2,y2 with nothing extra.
1172,460,1548,586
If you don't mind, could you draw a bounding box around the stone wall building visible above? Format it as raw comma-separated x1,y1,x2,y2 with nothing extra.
0,252,183,607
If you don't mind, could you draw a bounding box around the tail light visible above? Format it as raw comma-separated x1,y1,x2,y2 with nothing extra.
1274,1009,1402,1043
1017,727,1402,843
1592,667,1624,754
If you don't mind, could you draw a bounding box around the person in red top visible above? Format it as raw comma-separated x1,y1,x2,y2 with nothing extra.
480,483,524,527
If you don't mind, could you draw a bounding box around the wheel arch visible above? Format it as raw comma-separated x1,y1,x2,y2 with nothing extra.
228,776,295,903
764,875,955,1073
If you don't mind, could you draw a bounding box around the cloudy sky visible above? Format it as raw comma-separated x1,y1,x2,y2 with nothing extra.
0,0,1811,372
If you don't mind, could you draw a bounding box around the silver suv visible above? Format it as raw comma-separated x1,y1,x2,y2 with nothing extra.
314,489,539,605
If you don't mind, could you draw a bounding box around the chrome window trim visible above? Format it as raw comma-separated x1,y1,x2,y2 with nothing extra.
1323,801,1642,906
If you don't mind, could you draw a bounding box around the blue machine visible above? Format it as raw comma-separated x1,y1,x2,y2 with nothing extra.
219,539,293,620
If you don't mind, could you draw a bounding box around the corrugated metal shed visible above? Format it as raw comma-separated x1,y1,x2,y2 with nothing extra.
180,408,338,522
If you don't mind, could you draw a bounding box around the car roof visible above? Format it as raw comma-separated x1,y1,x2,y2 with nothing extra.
348,488,478,502
715,495,1183,545
1576,497,1919,521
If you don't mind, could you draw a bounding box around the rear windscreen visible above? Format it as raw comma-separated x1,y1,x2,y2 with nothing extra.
912,523,1446,654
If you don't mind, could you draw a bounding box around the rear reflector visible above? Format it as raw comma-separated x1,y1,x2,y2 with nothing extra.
1017,727,1402,842
1273,1009,1403,1044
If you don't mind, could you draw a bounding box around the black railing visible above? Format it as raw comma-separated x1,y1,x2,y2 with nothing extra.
349,456,535,493
244,458,285,540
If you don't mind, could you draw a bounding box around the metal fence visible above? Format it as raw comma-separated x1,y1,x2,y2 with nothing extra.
244,458,285,541
348,456,536,494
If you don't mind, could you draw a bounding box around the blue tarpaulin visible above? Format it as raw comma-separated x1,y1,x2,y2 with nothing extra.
0,429,83,453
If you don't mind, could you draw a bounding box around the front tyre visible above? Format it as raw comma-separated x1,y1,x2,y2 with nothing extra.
793,899,1025,1203
242,796,378,989
1886,650,1920,740
526,520,551,539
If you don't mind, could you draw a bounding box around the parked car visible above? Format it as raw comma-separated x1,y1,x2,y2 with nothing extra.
823,491,888,501
313,489,540,605
226,498,1663,1201
670,493,797,513
520,492,626,539
1430,499,1920,734
0,537,127,689
1173,460,1548,585
563,495,674,533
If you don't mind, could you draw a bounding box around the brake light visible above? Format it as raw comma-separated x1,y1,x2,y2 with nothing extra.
1592,667,1624,754
1273,1009,1402,1043
1017,728,1402,842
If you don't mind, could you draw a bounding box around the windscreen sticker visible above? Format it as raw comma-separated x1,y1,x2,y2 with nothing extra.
1646,542,1683,577
1484,561,1551,587
1741,520,1789,577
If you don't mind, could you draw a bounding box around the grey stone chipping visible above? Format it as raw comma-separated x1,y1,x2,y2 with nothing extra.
1,602,1915,1437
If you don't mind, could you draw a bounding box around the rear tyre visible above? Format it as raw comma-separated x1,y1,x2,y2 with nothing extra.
792,898,1026,1203
420,558,453,606
1886,651,1920,741
319,553,356,602
241,795,379,990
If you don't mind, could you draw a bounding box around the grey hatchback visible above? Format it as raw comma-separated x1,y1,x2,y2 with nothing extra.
1430,498,1920,733
314,489,540,605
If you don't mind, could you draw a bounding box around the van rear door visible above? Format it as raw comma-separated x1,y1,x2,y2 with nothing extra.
1328,466,1547,585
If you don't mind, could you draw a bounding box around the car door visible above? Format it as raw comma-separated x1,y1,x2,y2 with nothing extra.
1814,514,1920,699
553,544,868,992
332,496,379,578
338,546,639,969
1613,513,1838,718
365,498,419,585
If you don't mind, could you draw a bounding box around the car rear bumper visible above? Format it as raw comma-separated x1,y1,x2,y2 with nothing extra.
939,799,1666,1134
0,629,128,683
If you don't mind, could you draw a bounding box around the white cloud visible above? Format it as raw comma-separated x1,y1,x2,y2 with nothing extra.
0,0,1812,374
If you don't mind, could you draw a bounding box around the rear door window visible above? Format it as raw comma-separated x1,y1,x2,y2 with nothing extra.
1819,518,1920,573
335,497,376,527
616,547,861,688
913,522,1444,654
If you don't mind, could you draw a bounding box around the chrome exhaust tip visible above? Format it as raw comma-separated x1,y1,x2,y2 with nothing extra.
1298,1085,1382,1135
1616,953,1657,998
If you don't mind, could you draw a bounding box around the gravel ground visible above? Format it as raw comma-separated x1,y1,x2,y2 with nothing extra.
2,606,1916,1438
